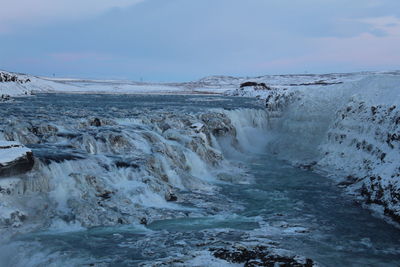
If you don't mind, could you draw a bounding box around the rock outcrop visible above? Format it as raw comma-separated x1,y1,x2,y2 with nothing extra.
0,141,34,177
211,245,315,267
0,94,12,102
318,100,400,222
0,72,30,84
240,81,272,91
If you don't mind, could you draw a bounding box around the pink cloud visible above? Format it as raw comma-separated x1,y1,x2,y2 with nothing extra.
256,18,400,72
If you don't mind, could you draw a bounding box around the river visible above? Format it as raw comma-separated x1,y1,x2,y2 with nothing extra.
0,94,399,266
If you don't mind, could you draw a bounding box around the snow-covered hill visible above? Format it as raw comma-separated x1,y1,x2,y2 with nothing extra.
3,70,398,97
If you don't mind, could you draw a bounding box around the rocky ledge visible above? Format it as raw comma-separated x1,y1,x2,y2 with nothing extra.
211,244,315,267
0,141,34,177
0,72,30,84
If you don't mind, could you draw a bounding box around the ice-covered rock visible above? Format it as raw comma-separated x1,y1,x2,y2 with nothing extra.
318,98,400,222
211,244,315,266
0,107,267,234
0,94,12,102
0,141,34,178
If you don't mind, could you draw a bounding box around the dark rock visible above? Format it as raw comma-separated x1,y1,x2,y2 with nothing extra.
0,72,29,84
371,106,378,115
115,161,140,169
27,143,85,164
384,208,400,223
240,81,272,90
298,161,317,170
165,191,178,202
211,245,315,266
96,190,113,200
290,80,343,86
0,144,35,178
337,175,360,187
1,94,12,101
240,82,259,88
90,118,102,127
200,113,236,138
140,217,148,225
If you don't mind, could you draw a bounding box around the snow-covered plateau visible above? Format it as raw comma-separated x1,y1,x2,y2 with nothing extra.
1,70,400,266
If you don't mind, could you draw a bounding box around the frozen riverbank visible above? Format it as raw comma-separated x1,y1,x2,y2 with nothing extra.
227,72,400,224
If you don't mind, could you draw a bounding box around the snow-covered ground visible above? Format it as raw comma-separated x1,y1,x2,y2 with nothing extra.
0,70,237,96
3,69,397,97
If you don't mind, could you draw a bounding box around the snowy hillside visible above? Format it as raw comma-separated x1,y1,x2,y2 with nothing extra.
2,70,397,98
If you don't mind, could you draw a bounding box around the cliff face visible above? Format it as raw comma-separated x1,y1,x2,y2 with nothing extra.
0,141,34,178
227,73,400,222
318,98,400,221
0,71,33,98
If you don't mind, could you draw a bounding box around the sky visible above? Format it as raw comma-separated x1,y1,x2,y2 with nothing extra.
0,0,400,82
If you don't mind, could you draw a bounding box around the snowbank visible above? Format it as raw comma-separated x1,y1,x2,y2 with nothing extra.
0,141,34,178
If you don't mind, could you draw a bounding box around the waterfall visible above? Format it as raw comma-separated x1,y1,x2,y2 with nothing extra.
0,107,269,235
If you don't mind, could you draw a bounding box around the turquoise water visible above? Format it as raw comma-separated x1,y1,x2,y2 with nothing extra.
3,154,399,266
0,94,399,266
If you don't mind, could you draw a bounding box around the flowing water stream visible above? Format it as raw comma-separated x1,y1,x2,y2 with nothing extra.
0,94,399,266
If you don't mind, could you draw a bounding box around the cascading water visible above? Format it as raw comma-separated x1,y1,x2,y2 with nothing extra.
0,95,268,237
1,93,400,266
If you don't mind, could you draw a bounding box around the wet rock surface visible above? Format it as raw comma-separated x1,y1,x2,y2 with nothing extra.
0,142,34,178
0,94,12,102
211,245,315,266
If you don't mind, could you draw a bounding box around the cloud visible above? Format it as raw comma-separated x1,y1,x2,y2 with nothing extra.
0,0,144,30
256,17,400,73
1,0,400,80
357,16,400,36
